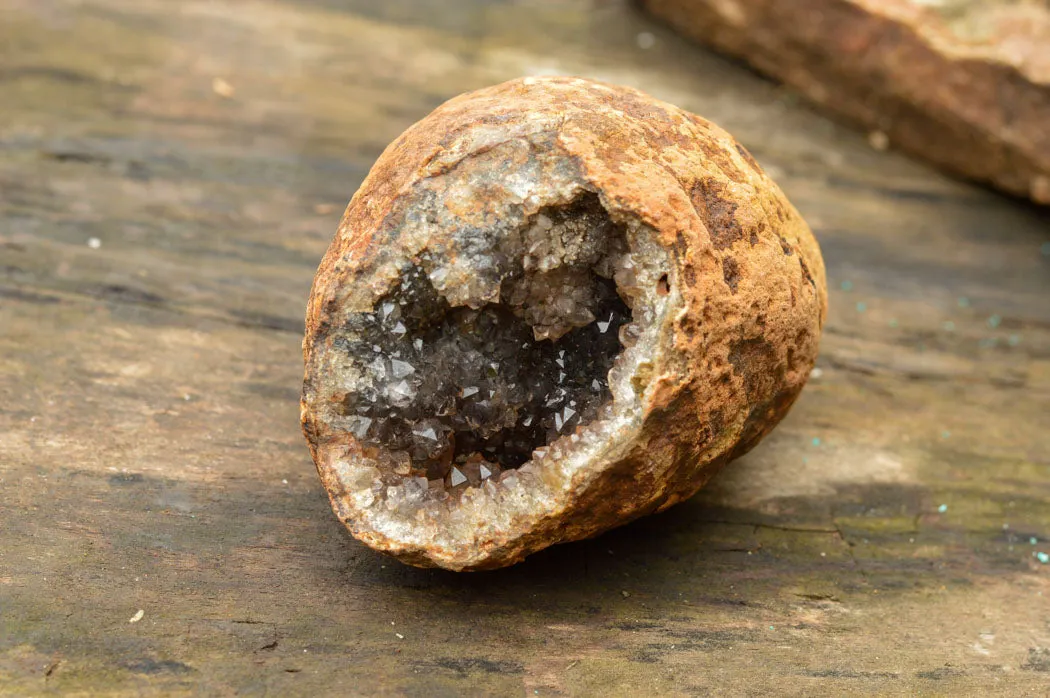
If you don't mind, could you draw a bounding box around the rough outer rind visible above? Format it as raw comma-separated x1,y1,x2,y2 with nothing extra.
301,76,827,570
641,0,1050,204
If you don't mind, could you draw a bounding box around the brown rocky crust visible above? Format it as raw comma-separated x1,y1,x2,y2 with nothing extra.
301,76,827,570
641,0,1050,204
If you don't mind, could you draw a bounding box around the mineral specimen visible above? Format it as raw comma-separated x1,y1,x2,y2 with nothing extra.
301,76,827,570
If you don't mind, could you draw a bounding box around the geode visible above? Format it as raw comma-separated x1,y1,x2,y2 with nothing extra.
301,76,827,571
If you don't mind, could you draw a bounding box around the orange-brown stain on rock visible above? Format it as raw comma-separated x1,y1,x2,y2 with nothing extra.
798,254,815,289
734,142,761,171
690,179,746,250
729,337,781,402
726,336,800,458
698,140,748,184
721,256,741,292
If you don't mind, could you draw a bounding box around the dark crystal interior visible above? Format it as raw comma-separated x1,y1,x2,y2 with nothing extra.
334,196,634,488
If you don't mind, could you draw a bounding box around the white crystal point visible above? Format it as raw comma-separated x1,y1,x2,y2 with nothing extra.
349,416,372,438
391,359,415,378
412,425,438,441
480,465,493,480
450,467,468,487
387,380,415,407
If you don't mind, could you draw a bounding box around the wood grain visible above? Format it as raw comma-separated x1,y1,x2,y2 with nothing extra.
1,0,1048,694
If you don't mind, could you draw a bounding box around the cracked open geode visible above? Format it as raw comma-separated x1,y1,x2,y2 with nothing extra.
301,76,827,570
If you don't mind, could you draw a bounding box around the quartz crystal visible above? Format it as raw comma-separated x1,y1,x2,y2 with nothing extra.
334,195,631,490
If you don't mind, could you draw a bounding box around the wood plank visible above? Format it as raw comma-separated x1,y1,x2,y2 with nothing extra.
1,0,1048,694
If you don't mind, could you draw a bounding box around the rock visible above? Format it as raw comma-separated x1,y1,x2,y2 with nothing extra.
641,0,1050,204
301,76,827,570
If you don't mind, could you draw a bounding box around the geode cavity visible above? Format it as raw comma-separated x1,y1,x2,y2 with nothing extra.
301,76,827,570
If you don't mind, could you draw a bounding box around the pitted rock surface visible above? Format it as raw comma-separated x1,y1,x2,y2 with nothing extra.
301,76,827,570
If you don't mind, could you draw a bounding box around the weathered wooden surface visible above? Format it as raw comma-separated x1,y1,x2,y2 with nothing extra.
1,0,1048,695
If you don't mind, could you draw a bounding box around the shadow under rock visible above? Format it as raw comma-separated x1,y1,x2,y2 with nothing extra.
335,465,843,610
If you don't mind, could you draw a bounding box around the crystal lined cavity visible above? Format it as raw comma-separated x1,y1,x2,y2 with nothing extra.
333,194,642,492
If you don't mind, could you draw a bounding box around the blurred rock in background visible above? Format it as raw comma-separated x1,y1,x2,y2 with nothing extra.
640,0,1050,204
